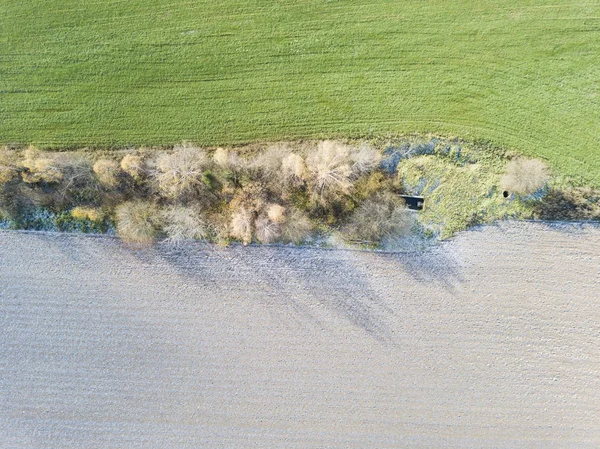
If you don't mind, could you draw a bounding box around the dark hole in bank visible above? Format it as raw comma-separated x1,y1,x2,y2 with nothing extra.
503,191,509,198
400,195,424,211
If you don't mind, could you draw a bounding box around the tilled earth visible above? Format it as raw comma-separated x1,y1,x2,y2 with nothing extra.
1,222,599,448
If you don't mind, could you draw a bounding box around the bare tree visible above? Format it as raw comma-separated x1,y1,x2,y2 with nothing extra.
501,158,549,195
305,141,352,198
155,146,208,199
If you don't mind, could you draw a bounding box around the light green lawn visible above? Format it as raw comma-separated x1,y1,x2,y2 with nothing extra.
1,0,599,185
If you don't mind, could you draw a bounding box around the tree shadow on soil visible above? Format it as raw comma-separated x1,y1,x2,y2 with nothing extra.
140,242,464,344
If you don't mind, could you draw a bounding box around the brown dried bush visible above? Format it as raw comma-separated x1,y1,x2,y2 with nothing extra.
281,152,306,184
20,147,63,184
115,201,160,245
120,154,146,180
230,206,253,245
93,159,121,188
305,140,352,198
501,158,549,195
228,183,269,244
251,146,287,176
266,203,286,224
155,147,207,199
161,206,209,244
255,215,281,243
0,148,19,184
280,208,313,244
344,192,412,243
350,143,381,178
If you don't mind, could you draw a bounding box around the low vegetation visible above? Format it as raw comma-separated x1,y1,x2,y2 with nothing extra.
0,137,597,247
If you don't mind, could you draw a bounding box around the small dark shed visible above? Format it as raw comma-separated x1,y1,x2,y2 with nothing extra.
400,195,424,211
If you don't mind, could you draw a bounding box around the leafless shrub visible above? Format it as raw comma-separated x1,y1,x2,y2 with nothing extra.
228,183,268,244
230,206,253,245
120,154,146,180
255,215,281,243
213,147,241,169
115,201,160,245
280,207,313,244
93,159,121,188
20,147,63,184
305,140,352,198
161,206,208,245
501,158,549,195
344,192,412,243
266,203,286,224
350,143,381,178
250,146,287,177
281,152,306,184
213,147,229,167
155,147,208,199
0,148,19,184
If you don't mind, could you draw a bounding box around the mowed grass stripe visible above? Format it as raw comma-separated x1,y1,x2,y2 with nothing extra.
1,0,600,184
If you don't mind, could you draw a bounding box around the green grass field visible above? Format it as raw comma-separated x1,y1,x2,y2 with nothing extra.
1,0,599,185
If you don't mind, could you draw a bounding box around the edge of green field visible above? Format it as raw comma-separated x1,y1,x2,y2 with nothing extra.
1,1,599,186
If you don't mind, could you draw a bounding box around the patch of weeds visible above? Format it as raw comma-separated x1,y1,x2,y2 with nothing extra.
397,152,533,239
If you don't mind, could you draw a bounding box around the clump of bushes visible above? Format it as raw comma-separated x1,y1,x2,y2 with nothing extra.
501,157,549,196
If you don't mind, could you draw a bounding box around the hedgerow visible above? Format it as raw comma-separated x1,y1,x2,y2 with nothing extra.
0,137,591,247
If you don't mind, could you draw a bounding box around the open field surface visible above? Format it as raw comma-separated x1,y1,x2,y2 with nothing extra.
1,222,600,447
1,1,600,184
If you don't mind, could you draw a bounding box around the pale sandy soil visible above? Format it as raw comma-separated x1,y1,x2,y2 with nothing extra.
1,222,599,448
